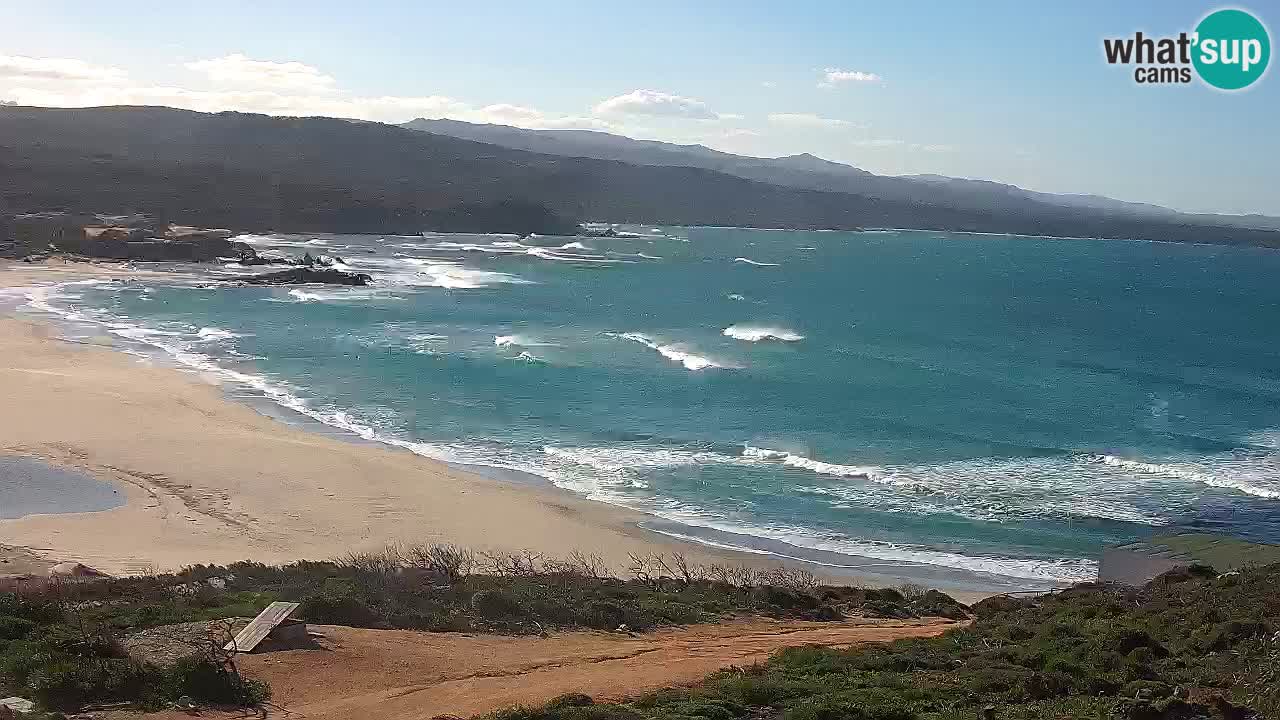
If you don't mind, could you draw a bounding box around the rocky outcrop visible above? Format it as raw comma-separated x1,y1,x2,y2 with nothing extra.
233,246,295,266
228,267,372,286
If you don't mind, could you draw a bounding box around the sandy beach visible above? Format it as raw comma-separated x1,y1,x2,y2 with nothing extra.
0,261,886,585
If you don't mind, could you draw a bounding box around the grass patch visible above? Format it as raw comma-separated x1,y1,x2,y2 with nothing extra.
483,564,1280,720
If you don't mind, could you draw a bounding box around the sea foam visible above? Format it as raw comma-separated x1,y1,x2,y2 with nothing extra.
723,325,804,342
612,332,727,371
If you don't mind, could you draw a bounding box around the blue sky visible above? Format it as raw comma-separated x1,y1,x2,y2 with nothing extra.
2,0,1277,214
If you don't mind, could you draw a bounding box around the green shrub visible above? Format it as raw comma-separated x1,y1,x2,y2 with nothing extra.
472,589,524,620
547,694,595,709
0,616,36,641
160,656,271,706
300,588,383,627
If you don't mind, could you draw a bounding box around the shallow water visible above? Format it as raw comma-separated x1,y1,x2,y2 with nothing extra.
0,456,125,519
14,227,1280,589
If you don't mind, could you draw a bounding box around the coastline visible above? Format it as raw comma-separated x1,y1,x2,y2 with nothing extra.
0,260,1023,599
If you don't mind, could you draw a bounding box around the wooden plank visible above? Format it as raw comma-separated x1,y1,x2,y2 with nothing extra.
225,601,300,653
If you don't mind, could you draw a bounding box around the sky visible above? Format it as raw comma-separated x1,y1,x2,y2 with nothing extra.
1,0,1277,215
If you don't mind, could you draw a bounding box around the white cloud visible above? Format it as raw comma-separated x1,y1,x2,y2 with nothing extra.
768,112,853,129
593,89,720,120
852,138,904,148
3,84,472,123
819,68,882,88
184,53,335,92
0,55,619,130
852,138,952,152
538,115,616,130
0,54,126,83
478,103,543,123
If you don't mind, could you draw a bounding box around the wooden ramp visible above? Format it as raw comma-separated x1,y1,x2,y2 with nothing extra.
226,602,300,653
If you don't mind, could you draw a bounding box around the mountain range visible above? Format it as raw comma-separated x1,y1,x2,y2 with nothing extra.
403,117,1280,233
0,104,1277,246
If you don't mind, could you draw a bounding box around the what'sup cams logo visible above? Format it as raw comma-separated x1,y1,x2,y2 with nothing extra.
1104,8,1270,90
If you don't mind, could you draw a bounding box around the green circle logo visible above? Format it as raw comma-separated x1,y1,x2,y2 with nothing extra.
1193,9,1271,90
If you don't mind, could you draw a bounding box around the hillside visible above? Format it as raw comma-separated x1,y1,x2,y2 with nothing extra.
405,117,1280,236
1,105,1279,245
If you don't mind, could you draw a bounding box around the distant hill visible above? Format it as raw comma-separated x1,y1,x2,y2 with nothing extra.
405,117,1280,235
1,105,1278,245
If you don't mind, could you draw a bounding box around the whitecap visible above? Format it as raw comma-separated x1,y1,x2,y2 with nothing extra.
643,522,1095,584
734,257,780,267
495,334,559,348
196,327,247,342
287,288,326,302
396,258,532,288
723,325,804,342
611,332,728,371
1091,454,1280,500
742,446,879,479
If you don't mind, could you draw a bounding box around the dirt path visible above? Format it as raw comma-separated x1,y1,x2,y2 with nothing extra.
220,617,959,719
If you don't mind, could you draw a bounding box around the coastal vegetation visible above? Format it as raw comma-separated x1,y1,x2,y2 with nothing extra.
3,546,1277,718
0,546,965,713
487,564,1280,720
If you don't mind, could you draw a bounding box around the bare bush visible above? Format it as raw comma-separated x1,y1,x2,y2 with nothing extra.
566,551,609,580
338,545,402,575
404,544,475,584
478,549,544,576
760,566,820,591
897,582,928,602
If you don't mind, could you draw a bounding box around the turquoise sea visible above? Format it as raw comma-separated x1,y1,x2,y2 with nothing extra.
14,227,1280,591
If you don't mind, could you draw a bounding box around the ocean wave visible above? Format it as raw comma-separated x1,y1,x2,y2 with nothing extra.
395,258,532,288
643,522,1094,584
722,325,804,342
734,257,780,267
231,233,328,248
495,334,560,348
610,332,728,371
287,288,327,302
1090,454,1280,500
195,327,246,342
524,247,621,264
742,446,879,479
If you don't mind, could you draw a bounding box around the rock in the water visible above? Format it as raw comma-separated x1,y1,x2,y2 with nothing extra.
232,246,294,266
228,268,372,286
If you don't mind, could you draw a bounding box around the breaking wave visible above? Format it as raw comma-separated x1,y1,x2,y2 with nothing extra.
610,332,728,371
723,325,804,342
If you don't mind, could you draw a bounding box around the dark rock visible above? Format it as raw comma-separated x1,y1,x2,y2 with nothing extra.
229,268,372,286
233,246,294,266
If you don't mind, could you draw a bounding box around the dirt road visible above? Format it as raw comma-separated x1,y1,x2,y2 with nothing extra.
229,616,959,719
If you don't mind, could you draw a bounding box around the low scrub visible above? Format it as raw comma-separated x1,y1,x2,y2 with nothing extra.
0,545,967,712
486,564,1280,720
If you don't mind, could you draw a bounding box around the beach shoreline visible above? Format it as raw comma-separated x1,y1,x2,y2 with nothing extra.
0,260,1019,600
